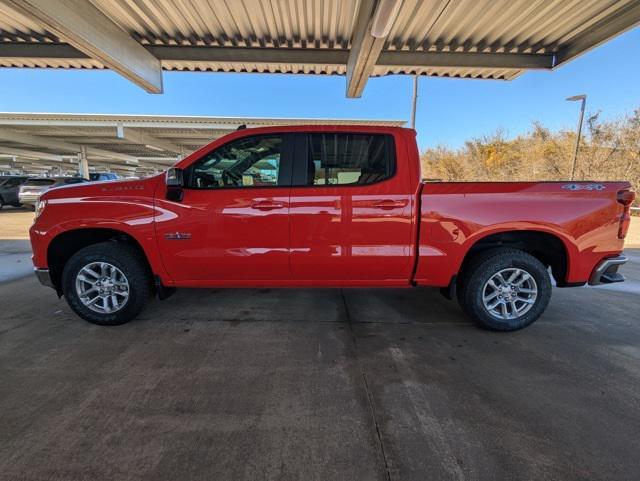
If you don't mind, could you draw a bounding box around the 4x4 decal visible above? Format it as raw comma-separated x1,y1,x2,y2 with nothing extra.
562,183,606,191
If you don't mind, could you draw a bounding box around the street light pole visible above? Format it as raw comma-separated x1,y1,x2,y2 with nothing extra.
566,94,586,181
410,74,419,129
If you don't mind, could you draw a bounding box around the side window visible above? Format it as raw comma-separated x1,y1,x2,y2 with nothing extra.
304,133,395,186
189,135,283,189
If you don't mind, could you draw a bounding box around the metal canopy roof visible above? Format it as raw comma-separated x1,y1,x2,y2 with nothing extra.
0,112,405,177
1,0,639,97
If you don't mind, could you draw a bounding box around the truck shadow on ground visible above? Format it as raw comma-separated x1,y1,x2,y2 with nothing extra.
139,286,472,326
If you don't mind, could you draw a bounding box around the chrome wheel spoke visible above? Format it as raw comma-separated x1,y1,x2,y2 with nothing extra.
78,287,97,297
516,296,535,304
487,299,501,310
84,267,101,279
86,295,101,306
483,291,498,302
518,287,536,294
510,301,518,315
507,269,520,284
77,274,95,284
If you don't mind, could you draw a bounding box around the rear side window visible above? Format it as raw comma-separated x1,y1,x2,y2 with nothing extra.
302,133,395,186
24,179,55,186
2,177,26,187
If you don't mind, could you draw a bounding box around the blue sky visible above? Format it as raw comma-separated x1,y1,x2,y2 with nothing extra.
0,27,638,151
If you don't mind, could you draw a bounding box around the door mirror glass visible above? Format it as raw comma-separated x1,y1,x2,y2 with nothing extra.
166,167,184,187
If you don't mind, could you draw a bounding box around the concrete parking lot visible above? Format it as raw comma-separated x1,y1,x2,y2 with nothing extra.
1,209,640,481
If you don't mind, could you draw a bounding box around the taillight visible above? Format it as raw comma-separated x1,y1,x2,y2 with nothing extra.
617,189,636,239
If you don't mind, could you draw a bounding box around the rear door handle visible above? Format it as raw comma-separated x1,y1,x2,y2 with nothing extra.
371,199,408,210
251,200,285,210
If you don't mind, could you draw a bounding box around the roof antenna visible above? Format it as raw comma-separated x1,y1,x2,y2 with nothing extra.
237,124,247,130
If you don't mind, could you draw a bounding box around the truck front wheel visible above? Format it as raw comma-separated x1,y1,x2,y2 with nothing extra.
62,241,152,326
457,248,552,331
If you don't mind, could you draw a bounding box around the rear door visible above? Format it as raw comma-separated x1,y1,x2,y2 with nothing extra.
288,131,415,284
156,133,293,284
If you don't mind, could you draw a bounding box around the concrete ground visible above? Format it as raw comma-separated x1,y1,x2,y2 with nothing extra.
1,208,640,480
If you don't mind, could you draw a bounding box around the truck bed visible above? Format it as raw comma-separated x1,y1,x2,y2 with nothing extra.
414,181,631,287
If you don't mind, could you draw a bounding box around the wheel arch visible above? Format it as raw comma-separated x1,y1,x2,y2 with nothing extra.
47,227,154,293
459,229,573,286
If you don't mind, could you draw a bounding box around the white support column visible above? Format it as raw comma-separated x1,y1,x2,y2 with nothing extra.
79,146,89,179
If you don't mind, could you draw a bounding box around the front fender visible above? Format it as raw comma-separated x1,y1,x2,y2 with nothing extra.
29,194,171,284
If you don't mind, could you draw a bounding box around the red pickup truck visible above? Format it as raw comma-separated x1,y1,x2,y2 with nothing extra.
29,125,634,331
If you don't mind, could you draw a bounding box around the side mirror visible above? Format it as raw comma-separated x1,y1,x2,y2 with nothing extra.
166,167,184,202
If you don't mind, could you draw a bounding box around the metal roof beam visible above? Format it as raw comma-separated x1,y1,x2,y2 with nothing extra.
0,42,554,71
379,51,554,70
345,0,385,98
554,2,640,66
150,45,348,66
0,0,162,93
0,147,64,161
116,126,182,154
0,128,138,163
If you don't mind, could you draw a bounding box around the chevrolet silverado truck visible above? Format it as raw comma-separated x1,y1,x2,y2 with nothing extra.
29,126,635,330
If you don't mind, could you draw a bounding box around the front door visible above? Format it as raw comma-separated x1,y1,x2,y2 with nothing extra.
156,133,293,284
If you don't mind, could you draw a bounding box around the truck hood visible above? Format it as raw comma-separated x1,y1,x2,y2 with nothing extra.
41,176,162,201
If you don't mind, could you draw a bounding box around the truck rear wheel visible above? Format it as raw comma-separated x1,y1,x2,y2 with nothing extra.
457,248,551,331
62,241,152,326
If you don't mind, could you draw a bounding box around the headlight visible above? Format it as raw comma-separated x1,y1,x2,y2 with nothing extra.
34,200,47,219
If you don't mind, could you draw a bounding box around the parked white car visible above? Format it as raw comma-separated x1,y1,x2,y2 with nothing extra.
19,177,88,209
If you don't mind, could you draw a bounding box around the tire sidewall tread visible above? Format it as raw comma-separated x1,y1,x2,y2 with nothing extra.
62,241,151,326
458,248,552,331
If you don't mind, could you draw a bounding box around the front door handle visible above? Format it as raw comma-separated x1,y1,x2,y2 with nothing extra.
371,199,408,210
251,200,285,210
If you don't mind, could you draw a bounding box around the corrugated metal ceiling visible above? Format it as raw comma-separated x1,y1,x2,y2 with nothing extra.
1,0,638,81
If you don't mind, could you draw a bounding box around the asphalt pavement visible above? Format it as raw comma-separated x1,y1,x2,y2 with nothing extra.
0,247,639,481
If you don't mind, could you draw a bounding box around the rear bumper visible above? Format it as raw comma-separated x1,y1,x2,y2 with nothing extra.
34,268,55,289
588,255,627,285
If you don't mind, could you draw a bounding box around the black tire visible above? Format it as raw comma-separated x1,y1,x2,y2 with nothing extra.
0,196,4,210
62,241,152,326
457,248,552,331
